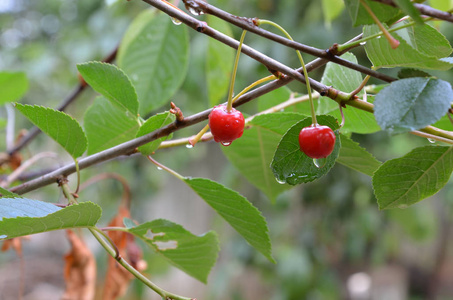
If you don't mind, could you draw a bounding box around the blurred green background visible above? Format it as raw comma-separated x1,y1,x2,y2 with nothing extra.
1,0,453,299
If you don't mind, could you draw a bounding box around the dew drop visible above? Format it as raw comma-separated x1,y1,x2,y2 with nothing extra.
186,144,194,149
171,17,182,25
377,36,382,39
359,41,366,46
220,141,232,147
156,166,163,171
313,158,327,169
276,178,286,184
427,138,436,144
187,6,204,15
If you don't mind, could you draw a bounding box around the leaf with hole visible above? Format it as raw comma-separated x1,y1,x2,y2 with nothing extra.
271,115,340,185
77,62,139,116
84,97,140,155
0,200,102,239
222,113,304,202
374,77,453,134
118,11,189,115
337,134,381,176
0,72,28,105
128,219,219,283
15,104,87,159
184,177,274,263
136,112,175,155
373,146,453,209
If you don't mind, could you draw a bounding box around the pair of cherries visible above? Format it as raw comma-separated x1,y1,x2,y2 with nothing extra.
208,104,335,159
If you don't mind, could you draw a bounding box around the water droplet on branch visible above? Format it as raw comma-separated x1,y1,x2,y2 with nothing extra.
171,17,182,25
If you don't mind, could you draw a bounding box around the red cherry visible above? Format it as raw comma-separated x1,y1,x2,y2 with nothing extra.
298,124,336,159
208,104,245,146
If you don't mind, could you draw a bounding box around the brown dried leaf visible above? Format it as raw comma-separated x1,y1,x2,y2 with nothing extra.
1,237,23,255
62,230,96,300
102,206,144,300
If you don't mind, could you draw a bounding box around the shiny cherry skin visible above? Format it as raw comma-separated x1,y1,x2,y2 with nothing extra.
298,124,336,159
208,104,245,145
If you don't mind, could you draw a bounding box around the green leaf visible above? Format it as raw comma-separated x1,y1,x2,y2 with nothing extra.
374,78,453,134
128,219,219,283
77,61,139,116
392,0,423,24
374,146,453,209
136,112,175,155
184,178,275,263
118,11,189,115
84,97,140,155
271,115,341,185
363,24,453,70
0,72,28,105
337,134,382,176
321,0,345,25
206,15,234,106
318,52,380,134
344,0,401,26
15,104,87,158
222,113,303,202
0,201,102,239
397,68,431,79
0,187,20,198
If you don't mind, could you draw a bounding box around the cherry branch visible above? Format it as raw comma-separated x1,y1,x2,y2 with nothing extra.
370,0,453,23
181,0,396,83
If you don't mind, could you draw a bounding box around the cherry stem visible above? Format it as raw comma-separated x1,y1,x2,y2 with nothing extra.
231,74,276,104
74,159,81,194
349,75,371,98
188,124,210,146
147,155,185,181
339,104,345,128
359,0,400,49
336,18,419,51
226,30,247,112
257,19,317,125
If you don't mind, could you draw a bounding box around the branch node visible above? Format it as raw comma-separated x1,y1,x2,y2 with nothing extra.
170,102,185,122
196,21,207,32
57,176,68,187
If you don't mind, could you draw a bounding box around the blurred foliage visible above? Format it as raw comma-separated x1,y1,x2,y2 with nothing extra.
1,0,453,299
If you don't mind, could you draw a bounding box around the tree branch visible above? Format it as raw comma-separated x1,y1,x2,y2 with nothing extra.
182,0,396,83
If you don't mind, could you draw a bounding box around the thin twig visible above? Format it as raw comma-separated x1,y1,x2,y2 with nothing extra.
1,152,59,188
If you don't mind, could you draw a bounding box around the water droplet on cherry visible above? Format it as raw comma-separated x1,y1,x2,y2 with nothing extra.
220,141,232,147
313,158,327,169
